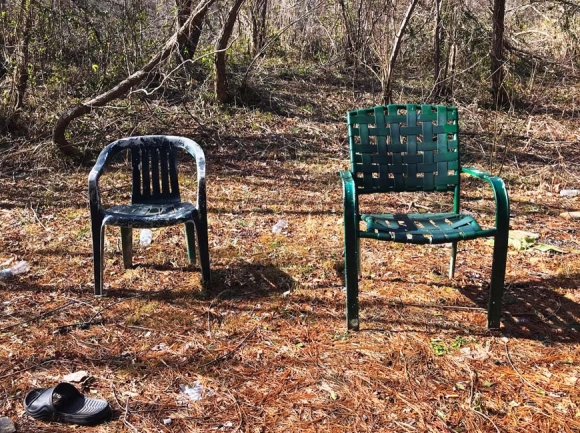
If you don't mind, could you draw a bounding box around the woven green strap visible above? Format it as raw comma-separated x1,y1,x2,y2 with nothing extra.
347,104,460,194
360,212,496,244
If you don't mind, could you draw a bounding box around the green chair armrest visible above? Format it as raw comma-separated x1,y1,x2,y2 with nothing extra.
340,170,357,218
461,167,510,233
340,170,359,236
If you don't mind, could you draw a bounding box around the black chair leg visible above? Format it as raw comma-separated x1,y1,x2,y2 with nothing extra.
185,222,197,265
121,227,133,269
92,223,105,296
194,219,211,286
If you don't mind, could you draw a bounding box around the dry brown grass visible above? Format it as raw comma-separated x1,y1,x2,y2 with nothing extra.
1,72,579,432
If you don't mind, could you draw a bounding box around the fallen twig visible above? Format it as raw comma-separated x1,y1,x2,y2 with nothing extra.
200,325,258,368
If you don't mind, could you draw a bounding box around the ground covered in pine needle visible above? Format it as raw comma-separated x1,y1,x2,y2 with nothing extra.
1,70,579,432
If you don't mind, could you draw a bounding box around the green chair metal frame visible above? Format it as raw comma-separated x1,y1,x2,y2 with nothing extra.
89,135,210,295
340,104,509,330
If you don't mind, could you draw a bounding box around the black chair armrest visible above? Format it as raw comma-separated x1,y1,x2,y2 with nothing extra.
169,136,207,214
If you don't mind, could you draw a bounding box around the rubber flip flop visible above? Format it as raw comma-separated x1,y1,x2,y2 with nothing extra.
23,382,112,425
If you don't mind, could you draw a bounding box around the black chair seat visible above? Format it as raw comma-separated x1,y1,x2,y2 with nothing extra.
104,202,198,228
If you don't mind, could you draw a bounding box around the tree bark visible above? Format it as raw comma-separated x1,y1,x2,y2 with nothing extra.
214,0,247,103
491,0,508,107
433,0,443,97
382,0,419,104
176,0,204,60
52,0,215,157
249,0,268,58
11,0,34,110
338,0,355,67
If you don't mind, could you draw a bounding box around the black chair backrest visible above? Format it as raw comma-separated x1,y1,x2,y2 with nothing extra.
347,104,460,194
130,138,181,205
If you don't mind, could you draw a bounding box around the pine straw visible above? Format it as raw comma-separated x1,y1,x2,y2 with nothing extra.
1,77,580,432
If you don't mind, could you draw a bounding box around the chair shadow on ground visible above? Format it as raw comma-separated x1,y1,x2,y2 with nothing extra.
0,261,296,336
459,273,580,344
352,269,579,344
89,260,296,303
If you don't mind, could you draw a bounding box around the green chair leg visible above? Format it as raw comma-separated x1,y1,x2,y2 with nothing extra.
185,222,197,265
449,242,458,278
357,237,361,276
487,233,508,328
121,227,133,269
345,226,359,331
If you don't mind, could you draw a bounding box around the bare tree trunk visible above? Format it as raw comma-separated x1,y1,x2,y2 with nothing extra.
11,0,33,110
382,0,419,104
176,0,204,60
249,0,267,58
433,0,443,98
445,30,457,98
52,0,215,157
433,0,458,99
491,0,508,107
215,0,247,103
338,0,355,67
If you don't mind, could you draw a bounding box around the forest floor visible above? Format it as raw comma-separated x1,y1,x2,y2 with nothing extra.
1,67,579,432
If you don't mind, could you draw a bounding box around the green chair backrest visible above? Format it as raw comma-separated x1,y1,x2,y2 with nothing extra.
347,104,460,194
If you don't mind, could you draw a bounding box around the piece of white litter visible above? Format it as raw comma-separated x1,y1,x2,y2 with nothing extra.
140,229,153,246
272,219,288,234
180,381,203,401
63,370,89,383
0,261,30,279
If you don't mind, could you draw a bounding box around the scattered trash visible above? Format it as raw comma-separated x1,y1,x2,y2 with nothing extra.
559,189,579,196
179,381,203,401
0,260,30,280
320,381,338,400
139,229,153,246
0,417,16,433
23,383,111,426
163,418,172,426
560,211,580,220
217,421,234,430
63,370,89,383
533,243,566,253
272,219,288,234
508,230,540,250
453,346,491,362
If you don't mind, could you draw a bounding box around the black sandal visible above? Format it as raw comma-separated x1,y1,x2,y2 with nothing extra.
23,382,112,425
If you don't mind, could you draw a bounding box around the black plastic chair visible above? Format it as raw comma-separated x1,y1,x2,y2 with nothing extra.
88,135,210,295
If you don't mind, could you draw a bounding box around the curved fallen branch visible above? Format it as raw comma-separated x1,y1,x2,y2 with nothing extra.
52,0,215,157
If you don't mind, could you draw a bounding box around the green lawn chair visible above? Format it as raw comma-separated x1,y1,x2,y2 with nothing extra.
340,104,509,330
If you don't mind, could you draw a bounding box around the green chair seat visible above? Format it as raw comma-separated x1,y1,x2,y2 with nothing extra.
361,212,495,243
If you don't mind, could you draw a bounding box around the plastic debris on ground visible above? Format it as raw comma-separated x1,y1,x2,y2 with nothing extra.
179,381,203,402
272,219,288,234
140,229,153,246
0,260,30,280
